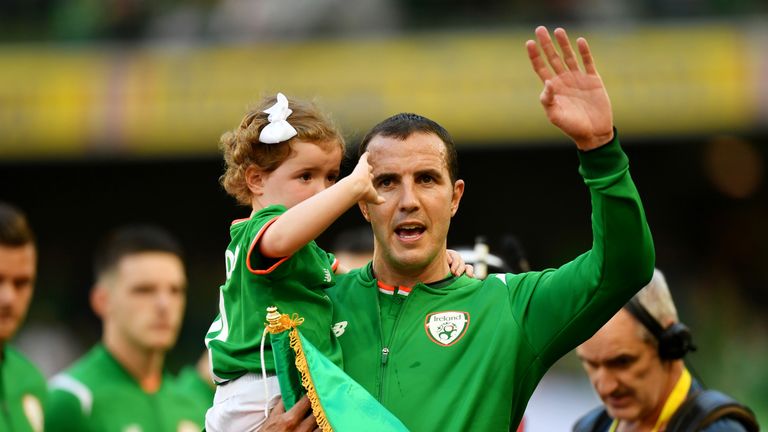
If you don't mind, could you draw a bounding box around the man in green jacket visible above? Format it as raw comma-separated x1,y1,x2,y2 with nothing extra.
45,226,206,431
0,202,45,432
263,25,655,431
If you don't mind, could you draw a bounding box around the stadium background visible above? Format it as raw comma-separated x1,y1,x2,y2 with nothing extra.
1,0,766,428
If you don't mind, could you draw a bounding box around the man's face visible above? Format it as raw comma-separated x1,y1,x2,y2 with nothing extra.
100,252,186,352
576,309,671,423
0,244,36,342
361,132,464,278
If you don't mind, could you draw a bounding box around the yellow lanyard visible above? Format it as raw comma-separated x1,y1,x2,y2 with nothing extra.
608,368,692,432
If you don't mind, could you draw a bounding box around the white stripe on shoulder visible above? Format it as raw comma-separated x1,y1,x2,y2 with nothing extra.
493,273,507,286
49,373,93,416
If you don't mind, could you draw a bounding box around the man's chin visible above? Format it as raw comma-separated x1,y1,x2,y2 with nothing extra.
142,341,175,352
390,251,431,272
605,403,639,422
141,334,178,352
0,322,19,342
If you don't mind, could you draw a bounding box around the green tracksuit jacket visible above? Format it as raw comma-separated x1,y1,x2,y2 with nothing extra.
327,137,655,431
0,346,45,432
45,344,205,432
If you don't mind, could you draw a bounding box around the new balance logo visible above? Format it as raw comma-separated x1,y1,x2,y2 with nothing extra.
332,321,348,337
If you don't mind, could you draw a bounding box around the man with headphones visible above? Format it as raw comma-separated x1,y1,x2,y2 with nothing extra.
573,268,758,432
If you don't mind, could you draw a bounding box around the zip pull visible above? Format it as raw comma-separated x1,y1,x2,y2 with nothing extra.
381,347,390,365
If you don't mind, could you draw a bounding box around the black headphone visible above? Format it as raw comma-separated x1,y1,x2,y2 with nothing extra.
624,298,697,360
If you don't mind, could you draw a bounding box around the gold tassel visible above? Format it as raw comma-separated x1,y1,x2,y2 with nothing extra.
289,328,333,432
264,306,305,334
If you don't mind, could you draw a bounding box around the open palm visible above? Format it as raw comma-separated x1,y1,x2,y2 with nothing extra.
527,27,614,151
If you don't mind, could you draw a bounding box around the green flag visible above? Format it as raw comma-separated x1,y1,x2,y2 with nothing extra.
266,308,409,432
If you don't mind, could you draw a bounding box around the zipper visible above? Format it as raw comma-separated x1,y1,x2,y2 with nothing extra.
377,290,412,402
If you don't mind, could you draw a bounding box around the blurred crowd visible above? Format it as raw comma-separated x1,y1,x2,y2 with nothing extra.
1,0,767,43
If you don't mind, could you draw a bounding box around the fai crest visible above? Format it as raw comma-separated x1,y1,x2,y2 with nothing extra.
424,311,470,346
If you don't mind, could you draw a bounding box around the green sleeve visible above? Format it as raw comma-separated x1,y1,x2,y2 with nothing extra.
506,134,655,367
45,389,90,432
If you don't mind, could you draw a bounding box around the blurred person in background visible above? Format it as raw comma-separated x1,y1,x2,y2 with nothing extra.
0,202,45,432
330,225,375,270
574,269,759,432
45,225,206,431
265,25,655,431
452,234,530,279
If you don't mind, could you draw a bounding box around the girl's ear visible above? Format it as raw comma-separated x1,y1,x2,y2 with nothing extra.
245,166,265,196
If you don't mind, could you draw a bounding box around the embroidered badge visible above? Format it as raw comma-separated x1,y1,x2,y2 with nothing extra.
424,311,470,346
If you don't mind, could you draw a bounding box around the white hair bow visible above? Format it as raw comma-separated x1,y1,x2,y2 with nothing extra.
259,92,298,144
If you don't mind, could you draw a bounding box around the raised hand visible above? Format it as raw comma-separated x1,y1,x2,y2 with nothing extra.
351,152,386,205
526,26,614,151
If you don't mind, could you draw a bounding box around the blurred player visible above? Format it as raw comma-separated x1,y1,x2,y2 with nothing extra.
0,202,45,432
46,225,205,431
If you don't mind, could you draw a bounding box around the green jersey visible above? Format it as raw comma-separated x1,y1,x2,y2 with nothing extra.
327,137,655,431
45,344,205,432
205,205,342,382
0,345,46,432
174,366,214,413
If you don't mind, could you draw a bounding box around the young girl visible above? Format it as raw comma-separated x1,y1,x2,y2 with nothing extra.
204,93,468,430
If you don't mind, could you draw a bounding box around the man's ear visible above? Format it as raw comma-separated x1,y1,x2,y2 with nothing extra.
245,166,266,196
358,201,371,222
90,285,108,319
450,179,465,217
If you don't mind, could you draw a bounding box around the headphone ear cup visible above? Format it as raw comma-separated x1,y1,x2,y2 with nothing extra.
658,322,695,360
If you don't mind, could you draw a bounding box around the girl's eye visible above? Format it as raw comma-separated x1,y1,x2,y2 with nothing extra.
327,175,339,183
300,173,312,181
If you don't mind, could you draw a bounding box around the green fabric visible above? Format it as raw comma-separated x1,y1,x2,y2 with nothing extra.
378,290,406,348
205,204,342,382
0,345,46,432
327,136,655,431
45,344,205,432
269,330,304,410
271,327,408,431
174,366,214,413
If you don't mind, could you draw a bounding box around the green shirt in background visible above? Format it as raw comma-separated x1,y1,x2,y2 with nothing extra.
205,205,342,382
45,344,204,432
0,345,45,432
328,137,656,431
174,365,214,413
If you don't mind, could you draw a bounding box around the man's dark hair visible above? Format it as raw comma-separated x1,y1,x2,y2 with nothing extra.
93,225,183,280
0,201,35,247
358,113,459,183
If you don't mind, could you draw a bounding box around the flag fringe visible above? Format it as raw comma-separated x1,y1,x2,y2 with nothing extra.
289,327,333,432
